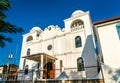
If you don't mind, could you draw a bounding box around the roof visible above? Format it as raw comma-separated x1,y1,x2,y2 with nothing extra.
93,16,120,25
30,26,42,33
56,71,69,80
71,10,84,17
22,53,57,62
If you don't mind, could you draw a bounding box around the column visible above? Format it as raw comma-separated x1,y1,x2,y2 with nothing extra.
40,54,43,79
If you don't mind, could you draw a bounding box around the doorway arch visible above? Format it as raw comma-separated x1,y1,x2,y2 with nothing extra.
43,62,55,79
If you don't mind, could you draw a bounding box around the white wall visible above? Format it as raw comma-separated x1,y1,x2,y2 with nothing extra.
94,20,120,82
97,23,120,69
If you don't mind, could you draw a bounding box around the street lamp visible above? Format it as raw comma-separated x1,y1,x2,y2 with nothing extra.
6,52,13,81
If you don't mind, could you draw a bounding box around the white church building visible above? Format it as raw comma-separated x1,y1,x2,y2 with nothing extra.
18,9,120,83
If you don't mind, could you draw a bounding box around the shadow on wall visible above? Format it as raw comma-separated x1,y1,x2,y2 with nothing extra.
67,35,98,78
81,35,98,78
112,68,120,82
102,64,120,82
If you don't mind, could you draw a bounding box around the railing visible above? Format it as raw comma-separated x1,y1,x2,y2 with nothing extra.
65,79,104,83
35,80,62,83
35,79,104,83
0,80,31,83
0,79,104,83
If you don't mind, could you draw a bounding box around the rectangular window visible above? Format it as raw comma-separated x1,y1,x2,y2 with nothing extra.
116,24,120,39
60,60,62,72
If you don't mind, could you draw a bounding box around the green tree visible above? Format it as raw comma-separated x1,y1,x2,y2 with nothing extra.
0,0,23,48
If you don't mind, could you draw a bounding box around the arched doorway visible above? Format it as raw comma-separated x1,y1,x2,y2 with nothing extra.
43,62,55,79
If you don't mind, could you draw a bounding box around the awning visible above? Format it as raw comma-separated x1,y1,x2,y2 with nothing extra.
22,53,57,62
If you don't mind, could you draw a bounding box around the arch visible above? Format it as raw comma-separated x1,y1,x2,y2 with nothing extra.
71,19,84,31
77,57,84,71
75,36,82,48
27,48,30,56
26,36,33,42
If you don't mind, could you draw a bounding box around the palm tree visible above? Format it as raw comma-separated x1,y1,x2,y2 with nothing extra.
0,0,23,48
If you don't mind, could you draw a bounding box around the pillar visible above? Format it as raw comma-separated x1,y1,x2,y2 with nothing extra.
40,54,43,79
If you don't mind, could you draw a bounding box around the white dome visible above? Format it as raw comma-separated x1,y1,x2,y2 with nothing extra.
71,10,84,17
31,26,41,30
30,26,42,33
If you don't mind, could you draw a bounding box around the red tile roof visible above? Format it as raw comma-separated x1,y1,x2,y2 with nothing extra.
93,16,120,25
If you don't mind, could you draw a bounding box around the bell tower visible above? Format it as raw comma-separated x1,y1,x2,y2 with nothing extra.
63,10,98,77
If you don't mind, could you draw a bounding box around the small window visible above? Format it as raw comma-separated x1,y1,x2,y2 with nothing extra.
116,24,120,39
27,48,30,56
48,27,51,30
26,36,33,42
25,65,29,75
47,45,52,50
77,57,84,71
36,33,39,37
75,36,82,48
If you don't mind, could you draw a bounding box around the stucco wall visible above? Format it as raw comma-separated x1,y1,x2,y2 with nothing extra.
18,10,98,80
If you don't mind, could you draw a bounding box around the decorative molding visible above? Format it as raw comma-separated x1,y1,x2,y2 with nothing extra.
54,51,87,56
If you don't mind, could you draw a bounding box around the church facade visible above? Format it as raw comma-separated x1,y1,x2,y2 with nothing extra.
18,10,100,81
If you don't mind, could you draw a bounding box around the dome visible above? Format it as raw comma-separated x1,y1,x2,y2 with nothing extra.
30,26,42,33
31,26,41,31
71,10,84,17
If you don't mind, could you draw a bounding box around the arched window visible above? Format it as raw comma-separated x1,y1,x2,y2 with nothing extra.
116,23,120,39
26,36,33,42
24,65,29,75
36,33,39,37
77,57,84,71
71,20,84,31
75,36,82,48
27,48,30,56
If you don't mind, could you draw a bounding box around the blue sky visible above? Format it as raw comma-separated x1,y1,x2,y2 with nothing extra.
0,0,120,66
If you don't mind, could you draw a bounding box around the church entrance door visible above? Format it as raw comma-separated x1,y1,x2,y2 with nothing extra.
43,62,55,79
